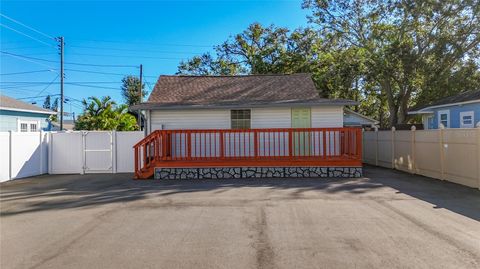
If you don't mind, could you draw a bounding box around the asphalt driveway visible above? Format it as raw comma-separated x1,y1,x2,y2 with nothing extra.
1,166,479,269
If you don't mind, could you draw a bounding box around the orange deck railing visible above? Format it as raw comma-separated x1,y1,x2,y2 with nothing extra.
134,127,362,179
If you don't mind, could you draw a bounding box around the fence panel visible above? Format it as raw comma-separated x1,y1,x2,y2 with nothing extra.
442,129,478,188
393,131,413,173
362,131,377,165
116,131,144,173
50,132,84,174
0,132,11,182
414,130,442,179
84,131,113,173
377,131,393,168
363,128,480,189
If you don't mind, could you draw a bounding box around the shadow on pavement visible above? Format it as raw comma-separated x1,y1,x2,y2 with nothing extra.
1,166,479,221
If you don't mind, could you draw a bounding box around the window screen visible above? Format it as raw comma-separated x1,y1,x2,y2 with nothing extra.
231,109,251,129
20,123,28,132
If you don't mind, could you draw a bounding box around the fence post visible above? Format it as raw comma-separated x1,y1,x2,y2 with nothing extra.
410,126,416,174
476,122,480,190
112,131,117,174
8,130,12,181
374,126,379,166
391,126,396,169
439,124,445,180
39,130,43,175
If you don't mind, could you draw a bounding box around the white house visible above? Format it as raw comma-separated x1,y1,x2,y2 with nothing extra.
132,73,357,132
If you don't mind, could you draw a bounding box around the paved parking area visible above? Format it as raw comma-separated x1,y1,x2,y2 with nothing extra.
1,166,479,269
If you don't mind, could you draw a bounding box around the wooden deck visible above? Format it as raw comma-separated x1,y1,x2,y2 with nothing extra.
134,127,362,179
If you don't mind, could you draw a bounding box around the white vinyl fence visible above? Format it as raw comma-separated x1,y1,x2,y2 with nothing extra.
0,131,144,182
363,127,480,189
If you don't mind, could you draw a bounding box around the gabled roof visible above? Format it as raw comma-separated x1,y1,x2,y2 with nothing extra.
344,108,378,124
131,73,357,110
0,95,56,114
409,90,480,114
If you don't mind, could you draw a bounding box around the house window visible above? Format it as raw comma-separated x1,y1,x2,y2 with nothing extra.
231,109,251,129
460,111,474,128
18,120,40,132
20,123,28,132
438,110,449,128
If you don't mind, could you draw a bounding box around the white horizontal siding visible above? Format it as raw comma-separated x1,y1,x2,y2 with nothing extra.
149,106,344,131
311,106,343,128
151,109,230,130
251,107,291,128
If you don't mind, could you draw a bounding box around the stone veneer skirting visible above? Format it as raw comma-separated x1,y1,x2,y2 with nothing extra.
154,167,362,180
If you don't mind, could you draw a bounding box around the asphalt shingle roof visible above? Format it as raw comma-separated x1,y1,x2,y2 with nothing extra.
0,95,56,114
411,90,480,111
132,73,356,110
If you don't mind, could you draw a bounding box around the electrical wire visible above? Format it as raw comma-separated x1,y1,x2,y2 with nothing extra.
71,38,213,48
0,23,56,48
69,45,203,55
0,69,56,76
0,13,55,40
1,51,139,68
34,74,59,97
1,51,58,69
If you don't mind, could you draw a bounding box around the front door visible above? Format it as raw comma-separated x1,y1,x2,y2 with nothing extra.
291,108,311,156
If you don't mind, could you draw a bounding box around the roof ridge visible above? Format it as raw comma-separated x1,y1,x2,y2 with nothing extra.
161,73,311,78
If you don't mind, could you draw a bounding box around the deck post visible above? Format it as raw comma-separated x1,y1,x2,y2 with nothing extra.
219,131,224,159
288,129,293,157
254,130,259,158
187,131,192,158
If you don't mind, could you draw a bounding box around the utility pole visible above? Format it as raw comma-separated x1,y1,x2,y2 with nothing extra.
138,64,143,130
57,36,65,131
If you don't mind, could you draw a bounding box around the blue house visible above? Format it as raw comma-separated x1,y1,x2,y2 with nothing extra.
409,90,480,129
0,95,56,132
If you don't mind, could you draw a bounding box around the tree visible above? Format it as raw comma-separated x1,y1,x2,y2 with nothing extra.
177,53,243,75
302,0,480,126
75,96,139,131
121,76,147,106
43,95,51,109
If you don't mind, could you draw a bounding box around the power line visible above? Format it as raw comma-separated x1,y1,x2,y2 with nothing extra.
0,23,55,48
0,51,139,68
64,52,185,60
0,69,56,76
67,83,120,90
71,38,213,48
0,13,55,39
17,94,60,100
64,68,130,76
34,74,59,97
1,51,58,69
1,81,122,84
70,45,203,55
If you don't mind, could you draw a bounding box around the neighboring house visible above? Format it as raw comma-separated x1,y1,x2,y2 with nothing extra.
131,73,357,133
0,95,56,132
409,90,480,129
343,108,378,128
50,120,76,131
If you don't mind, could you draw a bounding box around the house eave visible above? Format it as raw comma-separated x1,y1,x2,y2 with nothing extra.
130,100,358,111
0,107,57,115
409,99,480,114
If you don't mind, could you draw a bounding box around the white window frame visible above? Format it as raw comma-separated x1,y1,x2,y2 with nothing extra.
460,111,474,128
17,120,40,132
438,110,449,128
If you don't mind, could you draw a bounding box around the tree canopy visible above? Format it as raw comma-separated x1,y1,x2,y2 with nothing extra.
121,75,147,107
75,96,139,131
177,1,480,127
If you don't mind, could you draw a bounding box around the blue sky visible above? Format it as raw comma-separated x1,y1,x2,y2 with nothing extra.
1,0,309,116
